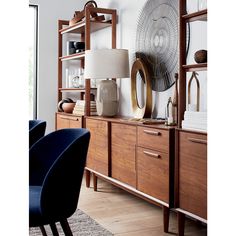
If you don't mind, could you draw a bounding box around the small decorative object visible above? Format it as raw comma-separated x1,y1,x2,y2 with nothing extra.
165,97,175,126
172,73,178,124
188,72,200,111
72,76,80,88
131,57,152,119
69,1,105,26
57,98,74,112
67,41,76,55
194,49,207,63
74,42,85,53
62,102,76,113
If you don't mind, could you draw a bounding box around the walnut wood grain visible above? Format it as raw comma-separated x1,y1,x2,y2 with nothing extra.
56,114,82,129
86,118,109,176
111,123,137,187
178,131,207,219
137,126,169,153
137,147,169,203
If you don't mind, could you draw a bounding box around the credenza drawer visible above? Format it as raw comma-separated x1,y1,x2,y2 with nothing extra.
179,131,207,219
137,146,169,203
137,126,169,153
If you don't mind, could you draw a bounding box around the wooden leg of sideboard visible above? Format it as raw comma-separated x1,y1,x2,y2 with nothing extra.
177,211,185,236
163,206,169,233
93,173,97,191
85,169,90,188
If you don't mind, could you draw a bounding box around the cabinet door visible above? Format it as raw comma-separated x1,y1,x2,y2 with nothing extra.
111,123,136,187
86,118,109,176
179,131,207,219
56,114,69,130
137,146,169,203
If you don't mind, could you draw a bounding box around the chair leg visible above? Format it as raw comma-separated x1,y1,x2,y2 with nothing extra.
60,219,73,236
49,223,59,236
39,226,47,236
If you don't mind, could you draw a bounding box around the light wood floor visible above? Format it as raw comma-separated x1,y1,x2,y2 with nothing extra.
78,177,207,236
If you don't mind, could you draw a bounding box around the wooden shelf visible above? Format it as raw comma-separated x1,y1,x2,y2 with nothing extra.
59,52,85,61
59,19,112,34
182,9,207,22
59,87,97,92
182,63,207,72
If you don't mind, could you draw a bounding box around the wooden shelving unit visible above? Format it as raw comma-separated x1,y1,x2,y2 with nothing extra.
176,1,208,235
178,5,207,127
57,6,116,116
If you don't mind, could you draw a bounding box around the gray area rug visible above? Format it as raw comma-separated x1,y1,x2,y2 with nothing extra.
29,209,113,236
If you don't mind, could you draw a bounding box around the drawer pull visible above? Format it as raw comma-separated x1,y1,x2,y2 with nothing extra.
188,137,207,145
143,150,161,158
60,116,79,121
143,129,161,136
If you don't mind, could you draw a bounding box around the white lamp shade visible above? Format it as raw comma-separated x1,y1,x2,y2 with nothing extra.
84,49,130,79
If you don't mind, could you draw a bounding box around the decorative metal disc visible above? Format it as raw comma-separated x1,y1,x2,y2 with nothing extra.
136,0,179,92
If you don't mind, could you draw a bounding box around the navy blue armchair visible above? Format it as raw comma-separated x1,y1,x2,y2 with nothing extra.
29,120,46,148
29,128,90,236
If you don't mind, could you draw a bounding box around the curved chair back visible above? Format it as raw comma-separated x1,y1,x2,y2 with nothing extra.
29,120,46,148
29,128,90,224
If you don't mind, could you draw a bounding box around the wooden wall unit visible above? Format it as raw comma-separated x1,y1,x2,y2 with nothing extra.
176,1,208,235
111,123,137,187
85,116,175,233
56,6,117,128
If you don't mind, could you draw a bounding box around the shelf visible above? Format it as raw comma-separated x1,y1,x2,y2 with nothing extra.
182,63,207,72
182,9,207,22
59,19,112,34
59,52,85,61
59,87,97,92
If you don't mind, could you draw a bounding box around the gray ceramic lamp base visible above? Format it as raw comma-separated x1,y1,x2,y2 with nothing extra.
96,101,118,117
96,80,118,117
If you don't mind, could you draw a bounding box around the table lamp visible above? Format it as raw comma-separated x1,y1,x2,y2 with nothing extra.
84,49,129,116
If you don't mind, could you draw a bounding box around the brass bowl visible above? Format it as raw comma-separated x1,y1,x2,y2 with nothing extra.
194,50,207,63
62,102,75,113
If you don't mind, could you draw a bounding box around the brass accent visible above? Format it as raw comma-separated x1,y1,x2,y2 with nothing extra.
131,58,152,118
188,71,200,111
143,130,161,136
143,150,161,158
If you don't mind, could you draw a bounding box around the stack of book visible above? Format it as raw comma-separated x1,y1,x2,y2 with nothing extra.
182,111,207,132
73,100,97,116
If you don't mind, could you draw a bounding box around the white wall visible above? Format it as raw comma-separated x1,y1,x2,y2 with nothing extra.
31,0,207,132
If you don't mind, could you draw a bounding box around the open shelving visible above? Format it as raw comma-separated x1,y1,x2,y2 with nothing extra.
57,6,117,116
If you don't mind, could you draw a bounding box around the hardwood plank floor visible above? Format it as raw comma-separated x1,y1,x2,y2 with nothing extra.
78,177,207,236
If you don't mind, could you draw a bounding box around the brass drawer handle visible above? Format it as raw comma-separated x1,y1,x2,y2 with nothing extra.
143,129,161,136
143,150,161,159
188,137,207,145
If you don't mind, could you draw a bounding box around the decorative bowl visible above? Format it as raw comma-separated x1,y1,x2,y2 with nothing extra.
194,50,207,63
62,102,76,113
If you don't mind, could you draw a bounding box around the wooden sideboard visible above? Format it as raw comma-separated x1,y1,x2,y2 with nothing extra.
55,114,207,235
175,129,207,235
84,116,175,233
